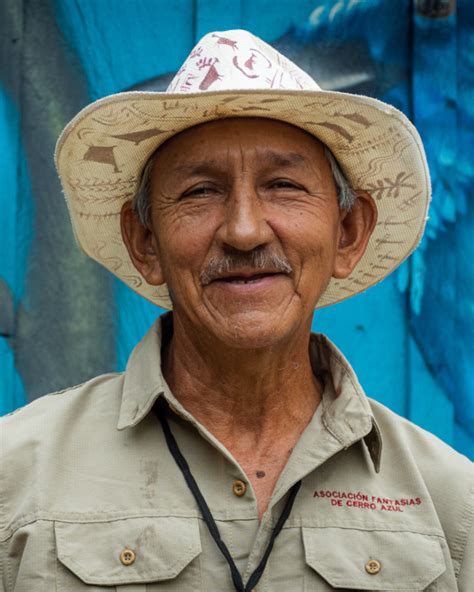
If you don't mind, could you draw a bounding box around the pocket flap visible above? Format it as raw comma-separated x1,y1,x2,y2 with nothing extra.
55,516,201,585
303,527,445,590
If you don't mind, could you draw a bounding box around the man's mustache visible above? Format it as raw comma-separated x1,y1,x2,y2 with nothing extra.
200,248,293,286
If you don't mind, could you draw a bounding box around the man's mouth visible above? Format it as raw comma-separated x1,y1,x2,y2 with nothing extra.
199,253,293,287
217,272,281,285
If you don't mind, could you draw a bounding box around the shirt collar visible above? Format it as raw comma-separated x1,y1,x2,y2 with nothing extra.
116,316,167,431
309,334,382,472
117,314,382,472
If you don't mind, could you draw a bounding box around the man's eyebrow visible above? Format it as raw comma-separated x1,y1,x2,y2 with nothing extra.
170,151,308,177
171,161,221,177
260,150,308,168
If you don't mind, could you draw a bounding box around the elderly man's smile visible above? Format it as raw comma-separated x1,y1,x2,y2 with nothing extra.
206,269,289,292
212,272,283,285
199,245,294,301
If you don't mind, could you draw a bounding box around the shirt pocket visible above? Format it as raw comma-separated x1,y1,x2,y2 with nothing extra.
55,516,202,591
302,527,446,591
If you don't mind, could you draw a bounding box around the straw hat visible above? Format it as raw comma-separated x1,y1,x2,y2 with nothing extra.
55,29,430,309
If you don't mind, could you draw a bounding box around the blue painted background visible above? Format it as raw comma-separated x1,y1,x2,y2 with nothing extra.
1,0,472,459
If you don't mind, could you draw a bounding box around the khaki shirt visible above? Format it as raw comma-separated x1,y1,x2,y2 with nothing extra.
1,315,473,591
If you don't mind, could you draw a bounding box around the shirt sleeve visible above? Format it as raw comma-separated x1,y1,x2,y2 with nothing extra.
457,516,473,591
0,540,8,592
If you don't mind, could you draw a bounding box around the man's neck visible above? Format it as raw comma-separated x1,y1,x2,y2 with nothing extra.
161,314,321,439
161,314,322,518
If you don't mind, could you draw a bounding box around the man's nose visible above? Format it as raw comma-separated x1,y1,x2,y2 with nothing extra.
216,182,274,252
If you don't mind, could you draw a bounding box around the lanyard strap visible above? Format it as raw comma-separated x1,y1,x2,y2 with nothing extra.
154,401,302,592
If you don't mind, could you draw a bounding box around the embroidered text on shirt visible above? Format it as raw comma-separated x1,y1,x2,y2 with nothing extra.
313,490,423,512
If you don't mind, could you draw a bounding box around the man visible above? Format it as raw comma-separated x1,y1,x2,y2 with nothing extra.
1,30,472,591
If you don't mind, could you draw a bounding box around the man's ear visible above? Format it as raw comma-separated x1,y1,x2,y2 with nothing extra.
332,190,378,279
120,201,165,286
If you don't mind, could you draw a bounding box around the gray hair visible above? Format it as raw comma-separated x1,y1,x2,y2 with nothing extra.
323,146,356,211
132,143,356,227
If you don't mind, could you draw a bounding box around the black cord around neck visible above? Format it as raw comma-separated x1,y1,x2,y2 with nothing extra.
154,400,302,591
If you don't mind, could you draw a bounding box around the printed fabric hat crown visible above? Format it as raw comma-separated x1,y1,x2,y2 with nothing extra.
55,29,431,309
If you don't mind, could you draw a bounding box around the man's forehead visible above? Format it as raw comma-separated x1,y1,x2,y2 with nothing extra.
169,149,311,177
150,117,326,175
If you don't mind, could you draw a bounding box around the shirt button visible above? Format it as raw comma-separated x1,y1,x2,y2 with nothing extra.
365,559,381,575
120,548,136,566
232,479,247,497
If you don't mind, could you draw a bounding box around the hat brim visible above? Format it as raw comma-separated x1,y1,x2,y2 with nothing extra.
55,88,430,310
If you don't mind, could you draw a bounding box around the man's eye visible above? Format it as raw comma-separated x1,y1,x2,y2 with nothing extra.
182,185,217,198
268,180,302,190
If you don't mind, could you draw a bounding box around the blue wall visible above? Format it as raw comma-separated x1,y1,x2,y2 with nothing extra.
1,0,472,459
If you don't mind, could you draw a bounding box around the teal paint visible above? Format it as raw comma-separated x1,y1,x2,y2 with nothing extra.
195,0,243,39
0,338,27,415
194,0,320,41
0,86,20,301
0,0,117,403
454,423,474,461
241,0,325,39
113,279,163,371
53,0,195,99
409,4,474,451
0,86,30,413
315,277,409,419
408,335,454,446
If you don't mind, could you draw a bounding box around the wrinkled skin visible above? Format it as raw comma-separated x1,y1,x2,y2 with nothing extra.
121,118,377,518
122,118,376,349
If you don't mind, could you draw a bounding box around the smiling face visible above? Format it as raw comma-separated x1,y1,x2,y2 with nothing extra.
121,118,376,349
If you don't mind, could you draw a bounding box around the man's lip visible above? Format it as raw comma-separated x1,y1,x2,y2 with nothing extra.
205,272,288,293
208,271,285,284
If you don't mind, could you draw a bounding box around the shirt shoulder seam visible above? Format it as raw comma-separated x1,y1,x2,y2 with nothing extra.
0,372,124,422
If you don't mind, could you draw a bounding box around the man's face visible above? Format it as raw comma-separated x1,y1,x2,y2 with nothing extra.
123,118,375,348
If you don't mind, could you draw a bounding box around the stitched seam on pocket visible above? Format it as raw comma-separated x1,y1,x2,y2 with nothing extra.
58,536,199,584
58,552,178,585
292,520,445,536
303,528,446,590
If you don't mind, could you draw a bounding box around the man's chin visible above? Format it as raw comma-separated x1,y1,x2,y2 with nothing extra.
205,308,303,350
